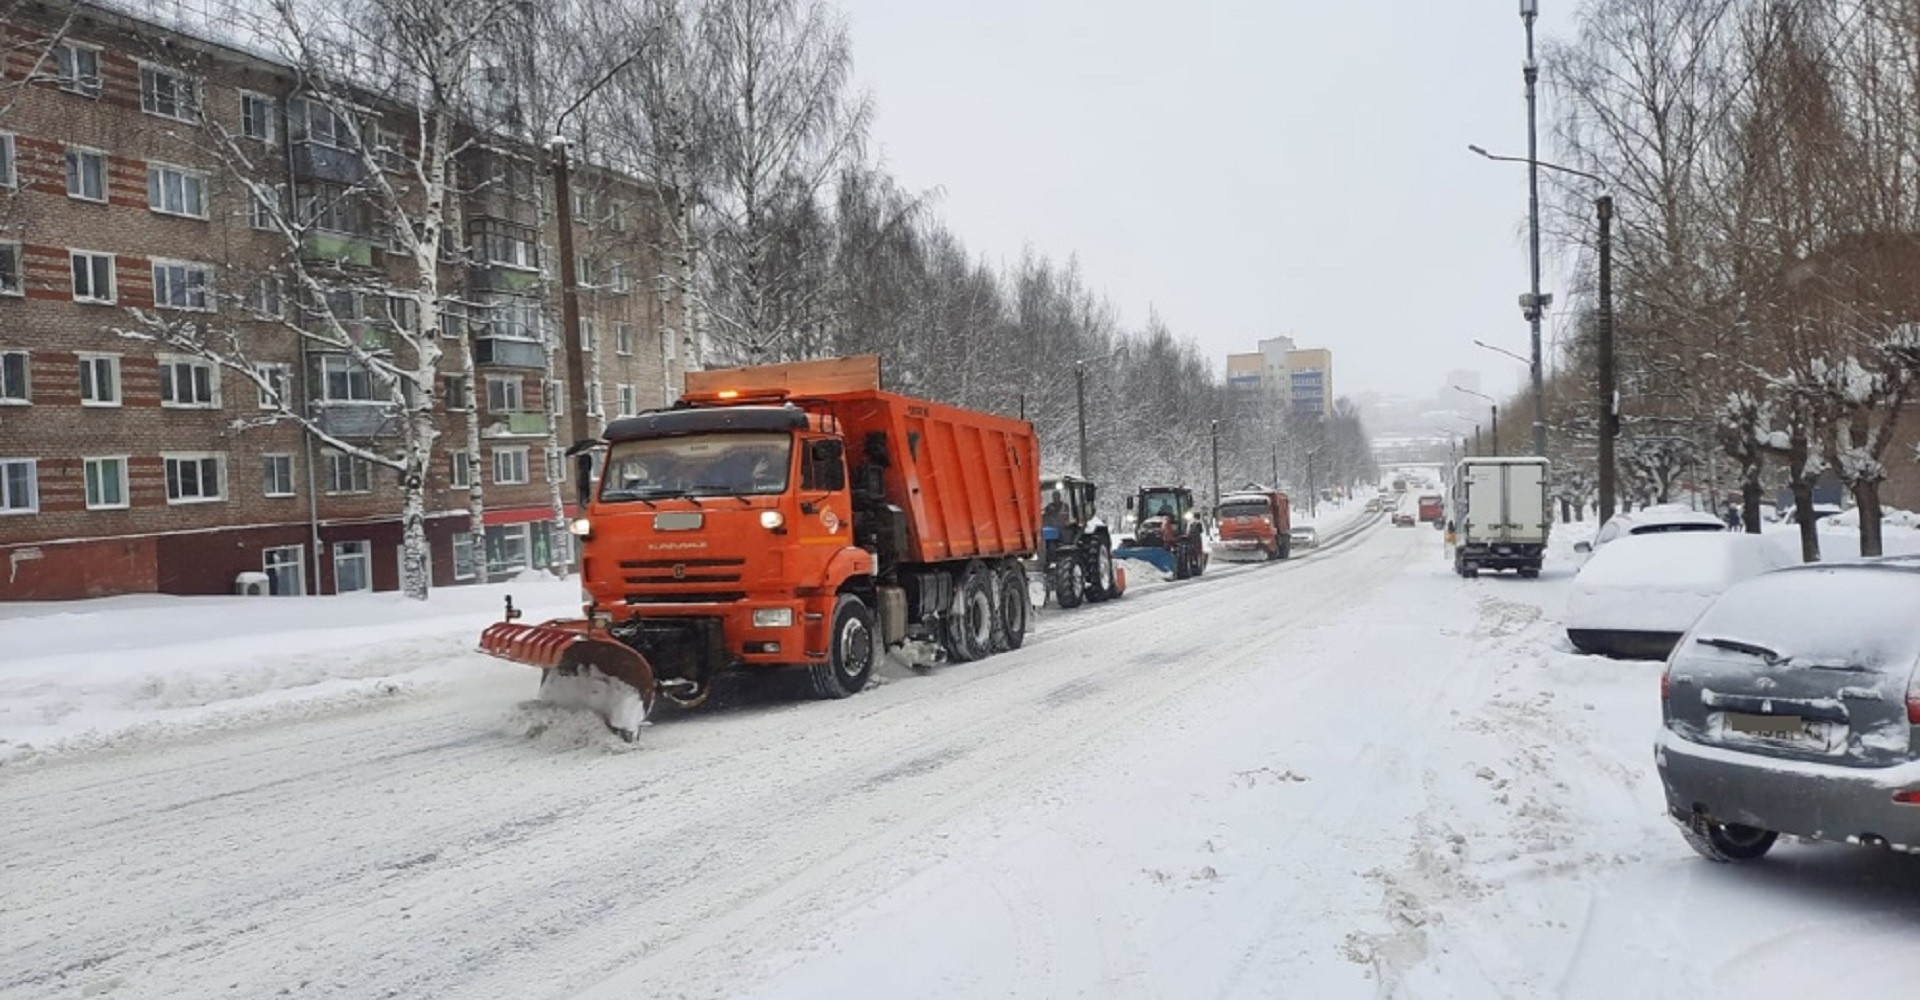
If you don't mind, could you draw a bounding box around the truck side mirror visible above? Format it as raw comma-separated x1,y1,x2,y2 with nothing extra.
574,452,594,508
1086,484,1097,504
1126,495,1136,511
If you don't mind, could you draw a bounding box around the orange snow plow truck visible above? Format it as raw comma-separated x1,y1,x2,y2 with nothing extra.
479,355,1042,738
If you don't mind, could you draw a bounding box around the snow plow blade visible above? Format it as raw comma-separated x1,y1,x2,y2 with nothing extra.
479,620,658,740
1111,544,1175,574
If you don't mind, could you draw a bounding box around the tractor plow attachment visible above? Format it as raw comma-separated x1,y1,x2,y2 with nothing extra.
479,619,658,740
1111,544,1176,574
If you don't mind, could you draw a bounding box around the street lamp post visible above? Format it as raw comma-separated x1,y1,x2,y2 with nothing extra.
1075,362,1090,478
1521,0,1546,459
1454,385,1500,457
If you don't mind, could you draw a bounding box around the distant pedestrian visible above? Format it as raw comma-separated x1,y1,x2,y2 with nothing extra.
1723,503,1741,530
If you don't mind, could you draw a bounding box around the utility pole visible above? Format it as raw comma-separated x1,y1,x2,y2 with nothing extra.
1490,404,1499,457
1271,443,1278,488
1520,0,1548,458
1210,419,1221,511
1596,194,1618,523
550,140,590,446
1075,362,1090,479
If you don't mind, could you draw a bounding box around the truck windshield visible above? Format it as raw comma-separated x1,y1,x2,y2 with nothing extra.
600,432,793,500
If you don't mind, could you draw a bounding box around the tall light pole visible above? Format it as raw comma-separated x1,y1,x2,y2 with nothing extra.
1520,0,1547,459
1209,419,1222,512
1468,145,1617,521
1075,362,1090,478
1454,385,1500,457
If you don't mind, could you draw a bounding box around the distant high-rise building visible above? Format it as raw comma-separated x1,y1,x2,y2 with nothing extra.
1224,336,1332,419
1226,353,1265,395
1284,348,1334,418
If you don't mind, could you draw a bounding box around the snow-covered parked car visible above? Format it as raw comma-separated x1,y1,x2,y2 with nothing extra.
1574,503,1727,554
1656,558,1920,861
1566,532,1793,659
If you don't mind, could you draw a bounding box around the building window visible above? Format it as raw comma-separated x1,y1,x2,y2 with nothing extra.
607,201,625,232
0,243,21,296
290,98,354,149
140,64,199,121
451,532,476,580
450,450,473,488
333,540,371,593
66,147,106,201
484,524,529,574
443,374,472,411
492,447,529,485
70,251,115,303
300,182,371,236
0,133,14,189
581,318,595,353
83,456,128,509
0,351,27,403
575,255,595,287
158,355,218,407
55,42,101,96
78,353,120,406
479,294,539,339
617,383,636,417
0,458,36,514
386,295,418,332
147,164,209,219
163,453,225,503
609,262,629,294
264,545,304,595
615,322,634,355
241,91,276,142
485,375,523,413
248,185,283,230
248,277,284,318
261,360,293,406
472,219,536,269
152,260,214,311
263,454,295,497
323,450,372,494
320,355,376,402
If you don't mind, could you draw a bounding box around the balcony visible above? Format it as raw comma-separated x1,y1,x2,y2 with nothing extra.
310,401,401,439
473,336,545,369
469,264,542,295
292,140,369,185
303,232,378,269
485,412,550,437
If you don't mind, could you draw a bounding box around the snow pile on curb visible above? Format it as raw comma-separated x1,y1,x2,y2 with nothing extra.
0,578,582,761
1825,505,1920,530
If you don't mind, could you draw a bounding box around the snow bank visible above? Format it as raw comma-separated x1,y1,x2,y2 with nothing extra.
0,578,583,760
1825,504,1920,531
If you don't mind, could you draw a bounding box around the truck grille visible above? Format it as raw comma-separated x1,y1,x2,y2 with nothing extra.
619,557,747,586
624,592,747,605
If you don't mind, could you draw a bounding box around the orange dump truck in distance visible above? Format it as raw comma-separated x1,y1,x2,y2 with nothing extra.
1214,490,1293,561
480,355,1042,737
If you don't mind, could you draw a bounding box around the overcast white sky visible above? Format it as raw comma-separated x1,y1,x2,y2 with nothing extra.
835,0,1577,403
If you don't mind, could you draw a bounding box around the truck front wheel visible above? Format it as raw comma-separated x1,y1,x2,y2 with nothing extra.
810,594,876,699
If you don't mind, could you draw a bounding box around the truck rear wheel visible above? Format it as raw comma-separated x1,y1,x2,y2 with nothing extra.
995,560,1028,650
943,563,996,663
810,594,876,699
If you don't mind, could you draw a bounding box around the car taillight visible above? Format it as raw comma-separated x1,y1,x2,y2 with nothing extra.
1907,665,1920,725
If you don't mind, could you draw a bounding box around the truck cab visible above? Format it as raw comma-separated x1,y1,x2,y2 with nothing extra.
576,402,870,706
1214,490,1292,561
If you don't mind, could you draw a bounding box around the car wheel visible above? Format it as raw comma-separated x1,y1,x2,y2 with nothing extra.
1679,814,1778,862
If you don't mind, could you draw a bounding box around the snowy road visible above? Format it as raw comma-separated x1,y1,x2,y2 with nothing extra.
4,513,1394,1000
8,513,1919,1000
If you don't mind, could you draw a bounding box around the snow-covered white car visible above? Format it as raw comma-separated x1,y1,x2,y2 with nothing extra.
1575,504,1727,554
1566,532,1793,659
1656,558,1920,861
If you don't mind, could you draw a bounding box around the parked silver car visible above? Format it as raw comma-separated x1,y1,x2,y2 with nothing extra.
1655,558,1920,861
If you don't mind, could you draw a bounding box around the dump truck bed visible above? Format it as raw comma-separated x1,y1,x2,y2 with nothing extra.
683,357,1042,565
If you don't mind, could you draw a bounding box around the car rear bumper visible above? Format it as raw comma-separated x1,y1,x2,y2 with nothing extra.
1654,728,1920,851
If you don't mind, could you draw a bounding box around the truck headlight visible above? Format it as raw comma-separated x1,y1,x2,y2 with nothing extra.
568,517,593,537
753,608,794,628
760,510,785,530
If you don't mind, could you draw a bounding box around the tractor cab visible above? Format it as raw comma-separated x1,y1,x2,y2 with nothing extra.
1129,486,1195,533
1041,475,1100,543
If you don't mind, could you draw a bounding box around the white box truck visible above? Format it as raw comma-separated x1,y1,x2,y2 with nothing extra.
1451,457,1550,578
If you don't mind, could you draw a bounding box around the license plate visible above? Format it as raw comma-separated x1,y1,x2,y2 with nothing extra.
1726,712,1806,738
653,512,704,531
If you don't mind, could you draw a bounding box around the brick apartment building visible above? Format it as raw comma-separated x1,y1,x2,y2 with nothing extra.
0,2,687,600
